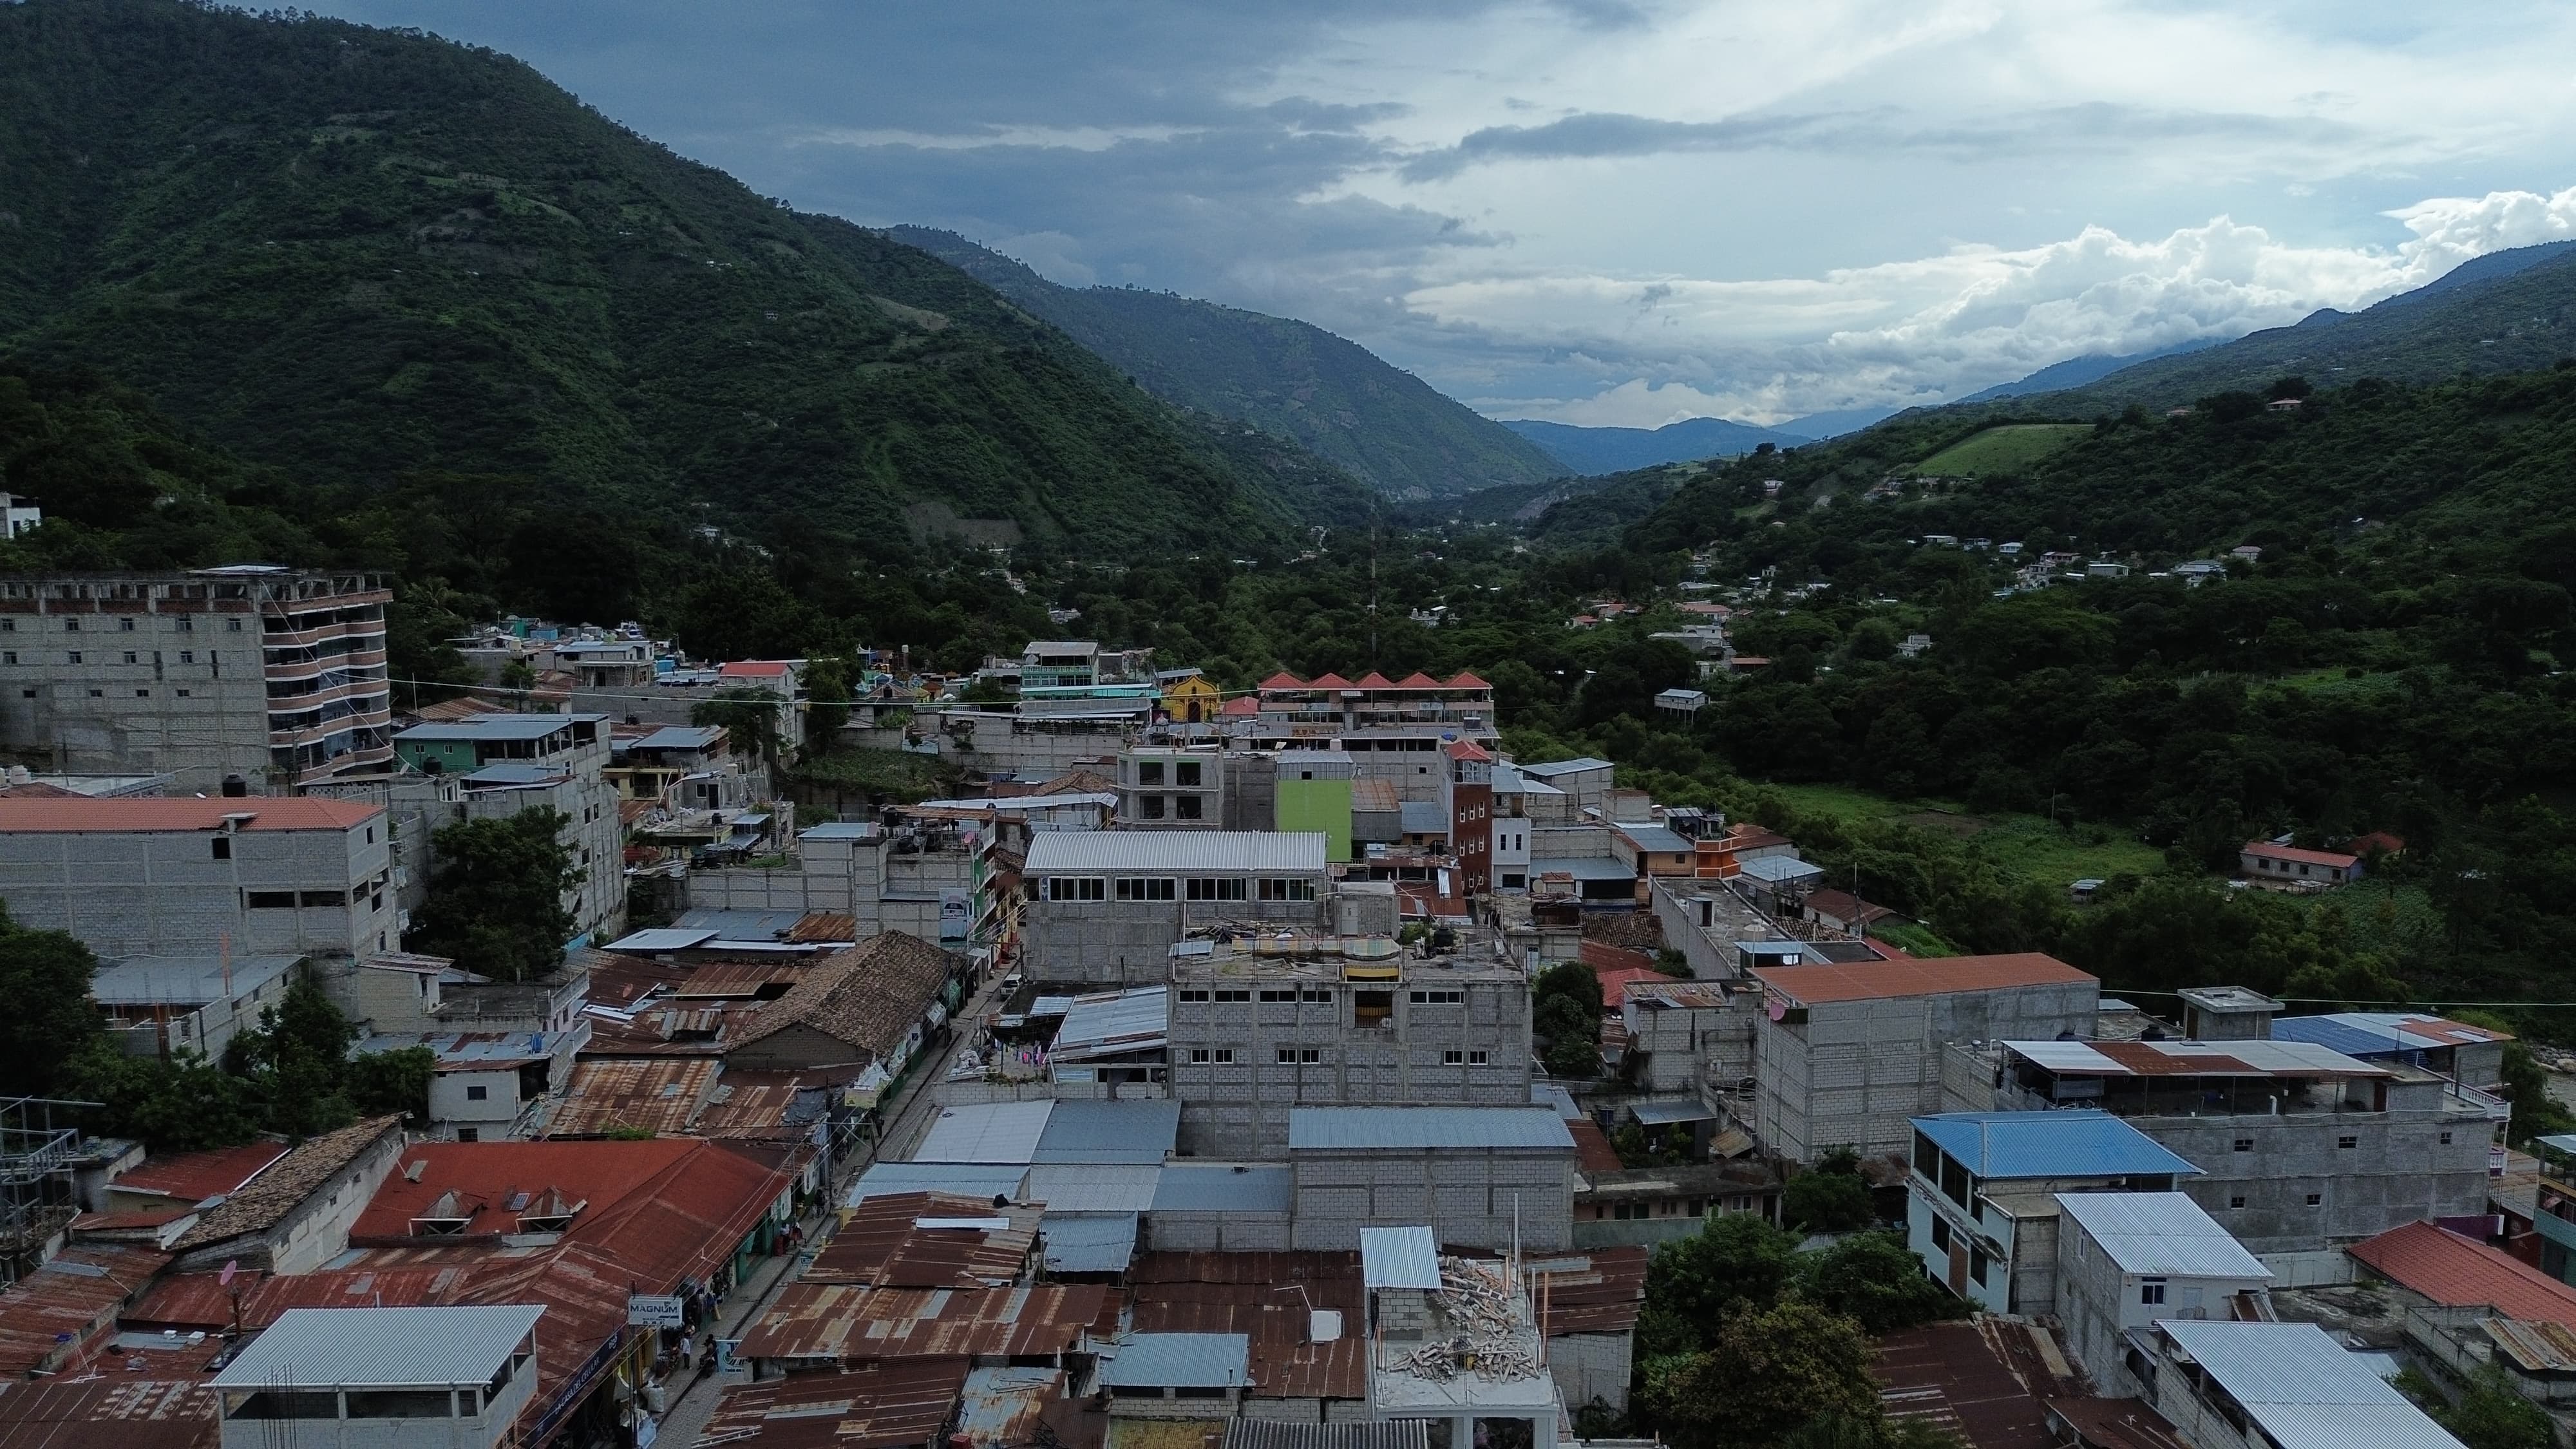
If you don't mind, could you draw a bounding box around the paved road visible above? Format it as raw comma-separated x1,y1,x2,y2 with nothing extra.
649,963,1012,1445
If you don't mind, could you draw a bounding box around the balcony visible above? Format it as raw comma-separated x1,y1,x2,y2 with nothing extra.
269,706,393,750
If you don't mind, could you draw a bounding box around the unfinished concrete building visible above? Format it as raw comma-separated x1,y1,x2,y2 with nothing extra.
1287,1108,1577,1252
1020,831,1339,984
1166,937,1531,1156
1748,953,2099,1164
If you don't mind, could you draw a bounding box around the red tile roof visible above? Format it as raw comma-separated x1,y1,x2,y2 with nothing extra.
1393,672,1443,689
112,1141,293,1204
1446,672,1491,689
2242,840,2358,869
1219,696,1260,717
0,797,380,832
1307,672,1356,690
1354,672,1397,689
1752,952,2095,1005
2351,1221,2576,1328
1257,672,1305,691
1445,739,1493,762
720,660,793,677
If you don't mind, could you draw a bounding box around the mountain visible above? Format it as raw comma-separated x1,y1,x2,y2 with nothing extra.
2042,242,2576,411
0,0,1375,562
1499,416,1813,475
1777,406,1901,440
889,228,1562,498
1955,339,2222,403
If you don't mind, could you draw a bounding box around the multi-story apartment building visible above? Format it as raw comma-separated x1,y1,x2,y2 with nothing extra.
0,566,394,791
1117,745,1224,828
0,793,397,996
1957,1034,2503,1253
1166,939,1530,1155
1748,953,2099,1164
1441,741,1494,893
1240,671,1499,802
392,714,623,947
1020,831,1337,984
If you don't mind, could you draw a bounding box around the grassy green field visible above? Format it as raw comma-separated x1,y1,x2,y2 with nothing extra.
1913,424,2092,477
1757,781,2170,888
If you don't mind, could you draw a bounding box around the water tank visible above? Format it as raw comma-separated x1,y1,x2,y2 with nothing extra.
220,773,249,798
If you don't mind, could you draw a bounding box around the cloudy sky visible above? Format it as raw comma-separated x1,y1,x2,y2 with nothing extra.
311,1,2576,428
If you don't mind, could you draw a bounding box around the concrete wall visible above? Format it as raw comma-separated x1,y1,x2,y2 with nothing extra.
1023,891,1330,985
2056,1213,2269,1398
1755,981,2098,1164
1142,1209,1293,1252
0,815,396,961
1550,1332,1633,1416
1289,1145,1575,1251
1171,977,1533,1156
2114,1107,2494,1253
428,1068,527,1135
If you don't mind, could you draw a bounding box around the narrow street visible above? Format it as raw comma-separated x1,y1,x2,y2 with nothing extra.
648,960,1012,1445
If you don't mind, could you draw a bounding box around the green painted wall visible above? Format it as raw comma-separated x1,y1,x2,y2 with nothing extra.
1275,777,1353,861
395,738,478,775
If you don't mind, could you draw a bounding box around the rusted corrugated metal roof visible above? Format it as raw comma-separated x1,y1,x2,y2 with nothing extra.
808,1192,1036,1288
740,1283,1104,1363
549,1057,720,1137
785,913,861,944
1873,1321,2059,1449
957,1366,1065,1448
0,1245,174,1376
695,1074,817,1141
2485,1317,2576,1374
1530,1247,1647,1336
1245,1339,1368,1400
697,1359,971,1448
0,1378,218,1449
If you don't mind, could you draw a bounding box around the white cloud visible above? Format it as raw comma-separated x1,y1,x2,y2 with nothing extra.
1419,185,2576,426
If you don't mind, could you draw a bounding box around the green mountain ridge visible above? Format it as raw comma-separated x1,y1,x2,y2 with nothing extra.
0,0,1374,561
887,227,1562,499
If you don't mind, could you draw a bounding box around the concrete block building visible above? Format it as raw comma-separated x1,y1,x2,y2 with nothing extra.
690,818,1003,947
1118,746,1226,828
2135,1321,2463,1449
1905,1112,2200,1318
1022,831,1335,984
393,714,624,947
1748,954,2099,1163
1166,940,1531,1156
2054,1192,2273,1398
1286,1107,1577,1251
0,794,397,964
0,566,395,791
1961,1036,2503,1253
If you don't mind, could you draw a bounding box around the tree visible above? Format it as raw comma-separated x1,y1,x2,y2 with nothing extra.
227,974,358,1141
1783,1166,1878,1235
800,656,855,757
410,810,581,981
1638,1213,1800,1358
345,1046,435,1123
2400,1366,2552,1449
1641,1300,1882,1449
0,910,104,1098
1795,1231,1963,1334
693,687,786,768
62,1042,259,1152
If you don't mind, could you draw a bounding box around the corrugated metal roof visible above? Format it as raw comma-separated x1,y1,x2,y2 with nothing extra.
0,796,379,833
2055,1193,2269,1279
1528,857,1634,882
605,927,718,952
1911,1112,2202,1180
1359,1226,1442,1289
1023,1164,1163,1213
848,1162,1029,1208
1530,1082,1580,1119
2002,1038,2387,1079
1228,1421,1429,1449
632,725,723,751
1399,802,1448,835
1051,989,1171,1062
396,714,600,742
1024,831,1329,875
2271,1012,2510,1056
1629,1098,1718,1126
1736,854,1825,882
1034,1100,1180,1164
2349,1221,2576,1329
1043,1213,1141,1273
697,1360,970,1449
1755,953,2095,1005
2154,1321,2460,1449
1287,1108,1576,1153
916,1101,1056,1165
808,1191,1034,1288
740,1282,1104,1363
212,1305,542,1389
111,1141,291,1203
1099,1334,1250,1390
1151,1163,1293,1214
1517,757,1613,778
1616,824,1692,853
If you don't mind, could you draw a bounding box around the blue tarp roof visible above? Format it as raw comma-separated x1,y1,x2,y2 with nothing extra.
1911,1111,2202,1180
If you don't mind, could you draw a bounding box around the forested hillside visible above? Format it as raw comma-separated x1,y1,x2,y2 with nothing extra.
0,0,1372,559
891,228,1562,498
1501,415,1812,475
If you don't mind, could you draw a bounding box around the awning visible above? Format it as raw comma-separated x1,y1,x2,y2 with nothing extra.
1629,1099,1718,1127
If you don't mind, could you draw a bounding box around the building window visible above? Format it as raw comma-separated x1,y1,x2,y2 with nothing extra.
1137,761,1164,785
2337,1135,2358,1149
119,618,135,632
1188,1048,1213,1063
66,651,80,664
1444,1049,1465,1065
1045,876,1106,901
176,616,191,631
1209,1048,1235,1064
2441,1132,2454,1145
1258,878,1317,901
2231,1138,2254,1153
2305,1193,2323,1206
176,689,189,697
1468,1050,1489,1065
122,651,137,665
135,688,149,697
1277,1046,1321,1064
227,620,242,631
299,891,345,907
179,650,193,663
0,620,10,632
61,619,75,632
245,891,297,909
211,837,230,860
0,652,11,666
1969,1249,1989,1287
465,1084,488,1101
1929,1217,1951,1251
2230,1195,2246,1208
1300,989,1332,1003
1175,795,1203,820
1213,989,1251,1003
1410,989,1463,1005
1258,989,1298,1003
1177,761,1202,787
2139,1279,2166,1305
1113,876,1175,902
1177,989,1210,1003
455,1128,479,1142
1141,795,1166,820
1186,878,1247,901
86,688,100,697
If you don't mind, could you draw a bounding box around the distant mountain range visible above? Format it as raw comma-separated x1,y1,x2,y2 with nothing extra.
1499,416,1817,476
889,228,1562,498
1954,340,2222,403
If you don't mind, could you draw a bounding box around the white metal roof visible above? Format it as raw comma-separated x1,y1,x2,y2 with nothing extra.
1361,1226,1443,1289
1025,830,1330,875
2002,1038,2390,1079
1033,1100,1180,1164
1050,987,1170,1061
1041,1211,1141,1274
846,1162,1028,1208
213,1305,544,1390
914,1101,1056,1164
604,927,718,952
1735,855,1825,883
2056,1193,2270,1280
1150,1163,1293,1214
1023,1163,1164,1213
1099,1332,1249,1389
2155,1321,2461,1449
